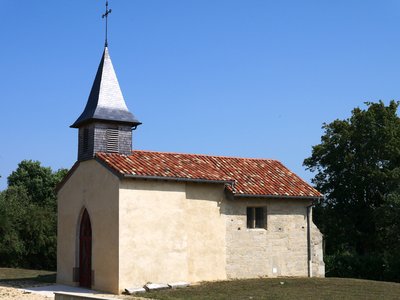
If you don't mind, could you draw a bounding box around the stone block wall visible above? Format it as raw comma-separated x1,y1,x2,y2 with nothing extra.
224,198,322,279
311,222,325,277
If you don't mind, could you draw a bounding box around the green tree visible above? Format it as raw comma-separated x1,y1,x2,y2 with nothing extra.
304,101,400,281
374,190,400,282
0,160,68,270
8,160,67,207
0,186,30,267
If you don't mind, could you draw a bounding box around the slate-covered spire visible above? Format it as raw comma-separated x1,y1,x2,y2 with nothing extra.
71,47,141,128
72,47,141,161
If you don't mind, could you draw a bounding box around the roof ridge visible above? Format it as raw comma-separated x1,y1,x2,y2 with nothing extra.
130,149,279,162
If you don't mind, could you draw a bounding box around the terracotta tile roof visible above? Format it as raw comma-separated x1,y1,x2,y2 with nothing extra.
96,150,322,198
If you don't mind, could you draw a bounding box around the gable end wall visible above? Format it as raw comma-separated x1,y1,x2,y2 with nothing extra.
57,160,120,293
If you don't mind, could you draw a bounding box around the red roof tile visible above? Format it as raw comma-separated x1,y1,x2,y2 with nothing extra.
96,150,322,198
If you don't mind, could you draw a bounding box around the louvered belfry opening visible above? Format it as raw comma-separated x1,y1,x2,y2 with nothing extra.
71,47,141,161
106,128,119,152
82,128,90,154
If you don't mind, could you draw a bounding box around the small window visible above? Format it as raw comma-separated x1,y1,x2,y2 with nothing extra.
247,207,265,229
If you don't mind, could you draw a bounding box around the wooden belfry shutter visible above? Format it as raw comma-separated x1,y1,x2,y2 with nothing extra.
106,128,119,152
83,128,89,153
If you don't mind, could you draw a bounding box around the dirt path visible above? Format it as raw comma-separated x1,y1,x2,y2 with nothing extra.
0,280,147,300
0,281,53,299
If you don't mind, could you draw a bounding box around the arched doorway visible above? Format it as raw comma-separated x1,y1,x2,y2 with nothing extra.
79,209,92,288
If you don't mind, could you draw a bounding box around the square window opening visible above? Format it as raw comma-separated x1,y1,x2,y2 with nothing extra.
247,207,265,229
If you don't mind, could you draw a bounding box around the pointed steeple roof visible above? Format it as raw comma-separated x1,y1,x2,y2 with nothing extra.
71,47,141,128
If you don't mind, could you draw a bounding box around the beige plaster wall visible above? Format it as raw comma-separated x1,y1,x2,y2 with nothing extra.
118,180,227,291
57,160,120,293
224,198,312,278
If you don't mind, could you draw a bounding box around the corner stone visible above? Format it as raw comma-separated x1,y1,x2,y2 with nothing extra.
125,287,146,294
168,282,190,289
144,283,170,291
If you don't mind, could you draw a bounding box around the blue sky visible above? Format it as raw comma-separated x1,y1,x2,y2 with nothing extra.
1,1,400,190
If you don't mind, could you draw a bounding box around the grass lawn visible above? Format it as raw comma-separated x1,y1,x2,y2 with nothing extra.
0,268,56,284
138,277,400,300
1,269,399,299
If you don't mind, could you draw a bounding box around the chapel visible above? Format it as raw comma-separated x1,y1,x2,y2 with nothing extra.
57,7,325,294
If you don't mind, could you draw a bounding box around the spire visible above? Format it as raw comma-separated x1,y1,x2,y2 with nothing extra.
71,47,141,128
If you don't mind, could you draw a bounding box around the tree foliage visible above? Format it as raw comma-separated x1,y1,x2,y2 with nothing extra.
304,101,400,281
0,160,67,270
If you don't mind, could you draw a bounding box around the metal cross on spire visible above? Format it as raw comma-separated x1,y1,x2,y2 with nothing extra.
102,1,112,47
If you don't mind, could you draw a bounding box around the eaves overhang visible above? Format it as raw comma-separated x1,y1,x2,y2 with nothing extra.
122,173,235,185
71,117,142,129
232,193,323,200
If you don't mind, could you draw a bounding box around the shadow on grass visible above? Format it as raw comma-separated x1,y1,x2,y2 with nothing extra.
0,268,57,288
0,274,56,283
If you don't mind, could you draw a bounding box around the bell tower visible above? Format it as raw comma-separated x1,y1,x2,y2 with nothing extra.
71,1,141,161
71,47,141,161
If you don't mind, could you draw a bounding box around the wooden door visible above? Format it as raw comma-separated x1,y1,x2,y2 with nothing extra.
79,209,92,288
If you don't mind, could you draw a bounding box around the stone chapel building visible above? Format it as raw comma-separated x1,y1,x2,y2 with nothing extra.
57,46,325,294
